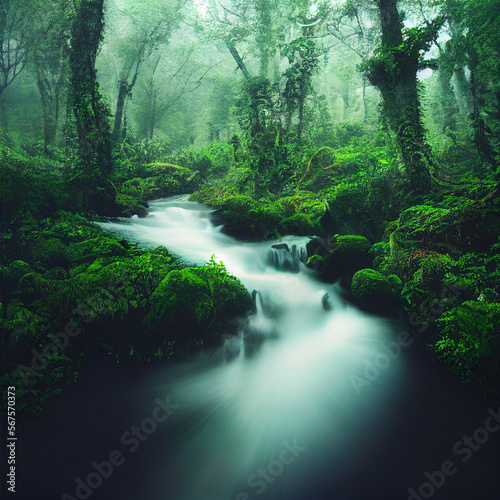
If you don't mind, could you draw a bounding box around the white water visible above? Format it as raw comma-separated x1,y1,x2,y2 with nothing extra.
100,196,406,500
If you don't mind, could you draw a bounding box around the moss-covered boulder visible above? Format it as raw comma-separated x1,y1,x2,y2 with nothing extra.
145,260,251,346
31,237,68,268
351,269,402,312
121,163,200,202
191,259,252,324
145,268,215,340
278,214,317,236
114,193,148,218
307,235,373,281
391,201,500,255
67,237,128,263
191,188,327,240
398,251,457,306
197,193,282,240
0,260,32,292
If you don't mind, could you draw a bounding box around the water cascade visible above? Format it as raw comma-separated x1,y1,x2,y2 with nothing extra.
98,196,405,500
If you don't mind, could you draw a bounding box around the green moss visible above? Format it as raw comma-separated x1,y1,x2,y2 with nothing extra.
191,257,252,323
31,238,68,268
278,214,317,235
145,268,215,341
308,234,373,281
191,188,327,240
37,212,103,244
400,251,456,305
44,267,67,280
115,193,148,217
145,259,251,347
392,201,500,255
121,163,199,202
351,268,402,302
1,260,32,291
3,299,48,351
190,186,237,206
67,237,128,263
435,301,500,392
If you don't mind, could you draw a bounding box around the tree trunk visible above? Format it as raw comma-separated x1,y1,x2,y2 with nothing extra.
362,78,368,122
69,0,114,214
37,79,58,154
113,81,129,140
437,61,459,140
363,0,438,194
469,52,499,169
297,81,305,142
225,40,251,80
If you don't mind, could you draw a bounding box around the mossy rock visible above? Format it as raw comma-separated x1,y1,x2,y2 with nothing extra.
31,237,68,268
18,272,53,298
435,301,500,393
215,196,264,239
67,237,128,263
3,299,48,352
392,202,500,255
115,193,148,218
307,235,373,281
37,212,103,244
1,260,32,291
191,260,252,323
144,261,251,354
44,267,67,281
278,214,317,236
145,268,216,341
400,251,457,306
144,162,188,174
351,269,402,312
190,186,237,207
122,164,199,201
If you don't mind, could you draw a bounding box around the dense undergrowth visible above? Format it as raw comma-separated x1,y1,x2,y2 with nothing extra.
1,126,499,420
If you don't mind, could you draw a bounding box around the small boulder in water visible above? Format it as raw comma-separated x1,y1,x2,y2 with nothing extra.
306,235,373,281
267,244,303,273
322,292,332,311
272,243,290,251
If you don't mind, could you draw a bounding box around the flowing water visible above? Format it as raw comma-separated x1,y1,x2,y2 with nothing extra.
16,196,500,500
96,196,406,500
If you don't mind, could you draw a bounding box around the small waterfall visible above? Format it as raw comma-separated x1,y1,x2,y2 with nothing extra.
267,243,308,273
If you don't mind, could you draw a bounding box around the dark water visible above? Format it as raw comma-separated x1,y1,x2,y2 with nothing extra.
14,197,500,500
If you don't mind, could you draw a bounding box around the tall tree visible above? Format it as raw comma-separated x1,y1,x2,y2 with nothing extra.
68,0,114,213
463,0,500,169
31,0,75,153
0,0,38,99
106,0,184,140
361,0,444,194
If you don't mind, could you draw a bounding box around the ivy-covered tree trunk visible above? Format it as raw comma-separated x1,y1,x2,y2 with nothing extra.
436,53,459,141
37,82,58,152
468,47,499,170
362,0,443,195
283,35,320,142
68,0,115,214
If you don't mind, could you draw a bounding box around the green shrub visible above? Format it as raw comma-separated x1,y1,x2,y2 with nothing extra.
435,301,500,391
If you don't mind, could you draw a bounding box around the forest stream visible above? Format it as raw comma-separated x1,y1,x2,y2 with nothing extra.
16,196,500,500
